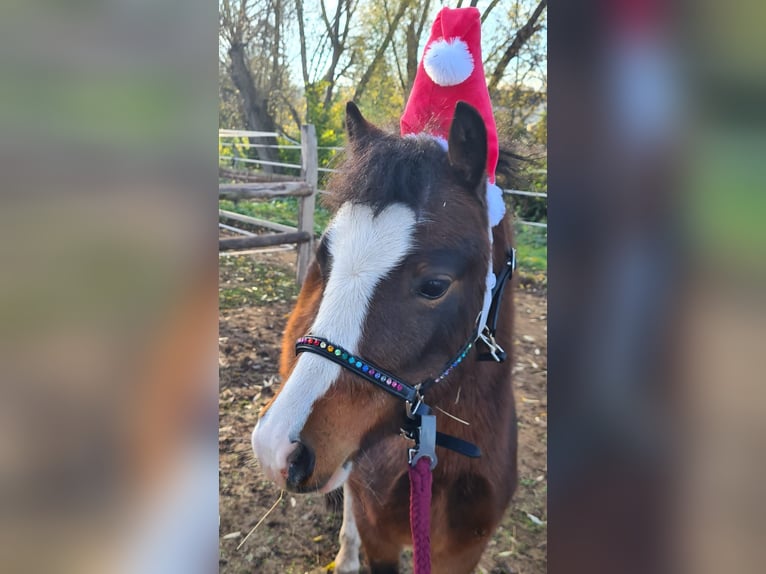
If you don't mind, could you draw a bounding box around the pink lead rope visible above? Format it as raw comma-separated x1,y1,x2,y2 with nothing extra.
409,456,433,574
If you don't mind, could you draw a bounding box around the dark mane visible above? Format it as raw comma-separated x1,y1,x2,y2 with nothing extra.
325,133,448,216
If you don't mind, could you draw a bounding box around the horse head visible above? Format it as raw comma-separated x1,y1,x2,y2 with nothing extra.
252,101,493,493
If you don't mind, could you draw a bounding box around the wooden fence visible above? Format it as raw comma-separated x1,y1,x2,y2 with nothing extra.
218,125,317,284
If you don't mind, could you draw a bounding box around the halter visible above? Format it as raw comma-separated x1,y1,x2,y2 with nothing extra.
294,247,516,468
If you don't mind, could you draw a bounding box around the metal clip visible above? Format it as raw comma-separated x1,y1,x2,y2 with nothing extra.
406,393,430,420
408,413,437,470
478,327,506,362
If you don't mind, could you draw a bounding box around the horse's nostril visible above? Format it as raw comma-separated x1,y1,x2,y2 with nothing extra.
286,441,315,488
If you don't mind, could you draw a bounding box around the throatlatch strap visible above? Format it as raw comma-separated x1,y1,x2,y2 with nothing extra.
476,247,516,362
435,432,481,458
487,248,516,336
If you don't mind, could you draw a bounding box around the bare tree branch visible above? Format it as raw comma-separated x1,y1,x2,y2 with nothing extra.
403,0,431,97
480,0,503,24
276,90,302,134
487,0,546,94
317,0,359,109
391,49,407,94
353,0,410,102
295,0,310,120
331,0,343,46
483,41,505,68
340,0,356,47
319,0,333,44
271,0,281,90
414,0,431,39
381,0,407,93
337,51,356,80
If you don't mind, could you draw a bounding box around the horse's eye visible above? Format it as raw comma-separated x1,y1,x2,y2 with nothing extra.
417,278,451,300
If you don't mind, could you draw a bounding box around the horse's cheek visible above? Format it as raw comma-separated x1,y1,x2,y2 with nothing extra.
279,263,324,381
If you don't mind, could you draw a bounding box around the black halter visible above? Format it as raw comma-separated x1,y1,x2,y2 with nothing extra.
296,248,516,469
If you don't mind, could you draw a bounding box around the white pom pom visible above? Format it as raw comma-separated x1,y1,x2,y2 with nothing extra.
423,38,474,87
486,182,506,227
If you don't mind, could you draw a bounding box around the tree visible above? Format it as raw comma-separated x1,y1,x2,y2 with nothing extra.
383,0,432,97
220,0,290,172
486,0,547,94
352,0,410,102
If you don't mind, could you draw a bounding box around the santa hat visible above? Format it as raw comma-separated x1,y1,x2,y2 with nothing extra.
401,6,506,336
400,6,504,228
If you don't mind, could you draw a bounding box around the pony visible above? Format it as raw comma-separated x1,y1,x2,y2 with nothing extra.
252,101,517,573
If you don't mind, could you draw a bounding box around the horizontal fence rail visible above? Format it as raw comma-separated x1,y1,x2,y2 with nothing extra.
219,209,298,234
219,231,311,251
514,220,548,228
219,167,300,183
219,222,256,237
219,129,280,138
503,189,548,198
220,156,303,170
219,182,312,199
220,141,303,150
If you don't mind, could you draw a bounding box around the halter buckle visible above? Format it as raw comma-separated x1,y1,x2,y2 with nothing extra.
508,247,517,272
406,389,428,419
478,327,506,362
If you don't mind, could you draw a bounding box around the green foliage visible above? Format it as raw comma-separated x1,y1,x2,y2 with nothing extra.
503,156,547,224
494,87,547,143
514,225,547,275
530,110,547,146
354,67,406,131
301,83,348,187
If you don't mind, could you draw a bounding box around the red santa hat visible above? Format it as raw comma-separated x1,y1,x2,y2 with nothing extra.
401,6,500,187
401,6,506,335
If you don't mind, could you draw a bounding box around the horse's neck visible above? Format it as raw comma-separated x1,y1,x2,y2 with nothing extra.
491,218,511,268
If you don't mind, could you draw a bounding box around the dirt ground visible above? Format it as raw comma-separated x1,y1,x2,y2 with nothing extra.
219,249,547,574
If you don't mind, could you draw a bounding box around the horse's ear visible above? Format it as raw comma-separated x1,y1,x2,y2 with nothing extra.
345,102,380,148
447,102,488,190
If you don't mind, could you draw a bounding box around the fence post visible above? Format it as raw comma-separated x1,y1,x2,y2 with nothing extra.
297,124,317,284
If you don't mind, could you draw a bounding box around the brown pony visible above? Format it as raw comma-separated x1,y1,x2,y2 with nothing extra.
252,102,517,573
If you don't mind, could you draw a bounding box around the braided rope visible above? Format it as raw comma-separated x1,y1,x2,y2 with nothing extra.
409,456,433,574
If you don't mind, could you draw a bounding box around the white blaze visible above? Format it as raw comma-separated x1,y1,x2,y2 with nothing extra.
252,203,416,487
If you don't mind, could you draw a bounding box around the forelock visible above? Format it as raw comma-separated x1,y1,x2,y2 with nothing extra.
326,133,447,216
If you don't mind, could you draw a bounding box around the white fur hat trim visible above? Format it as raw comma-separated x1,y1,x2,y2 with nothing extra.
486,182,506,227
